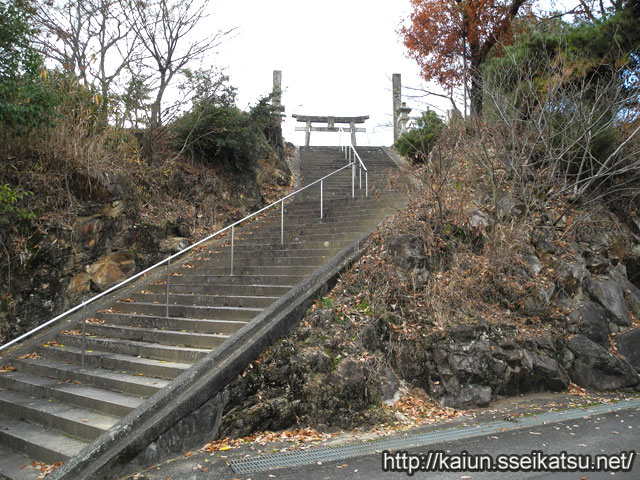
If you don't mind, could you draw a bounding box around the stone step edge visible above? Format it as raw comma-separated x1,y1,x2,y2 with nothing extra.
0,414,87,464
13,356,170,396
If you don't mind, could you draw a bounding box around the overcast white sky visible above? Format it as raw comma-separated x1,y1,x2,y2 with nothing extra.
208,0,450,146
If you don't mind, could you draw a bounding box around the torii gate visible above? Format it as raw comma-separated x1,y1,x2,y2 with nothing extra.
292,114,368,146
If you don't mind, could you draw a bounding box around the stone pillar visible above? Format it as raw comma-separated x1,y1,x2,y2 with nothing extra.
272,70,284,114
305,120,311,147
350,121,357,146
392,73,402,143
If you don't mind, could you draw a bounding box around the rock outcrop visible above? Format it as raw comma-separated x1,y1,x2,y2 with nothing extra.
616,328,640,370
567,335,639,390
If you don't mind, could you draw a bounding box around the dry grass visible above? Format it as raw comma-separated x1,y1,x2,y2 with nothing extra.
325,119,635,348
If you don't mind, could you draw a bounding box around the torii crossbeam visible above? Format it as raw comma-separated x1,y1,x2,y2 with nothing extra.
293,114,369,146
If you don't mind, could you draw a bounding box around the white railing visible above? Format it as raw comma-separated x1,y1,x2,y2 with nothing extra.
339,127,368,198
0,153,368,361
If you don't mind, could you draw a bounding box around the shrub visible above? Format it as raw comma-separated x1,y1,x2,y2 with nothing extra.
0,184,34,225
394,110,444,162
0,0,57,133
172,88,280,171
481,15,640,205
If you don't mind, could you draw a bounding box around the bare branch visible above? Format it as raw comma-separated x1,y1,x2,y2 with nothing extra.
125,0,235,130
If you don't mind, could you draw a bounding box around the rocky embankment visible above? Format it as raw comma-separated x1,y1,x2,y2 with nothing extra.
217,194,640,438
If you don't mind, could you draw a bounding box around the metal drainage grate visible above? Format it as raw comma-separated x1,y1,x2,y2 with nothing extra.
230,397,640,474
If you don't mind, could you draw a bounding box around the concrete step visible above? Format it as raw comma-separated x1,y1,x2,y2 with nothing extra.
233,227,367,240
164,274,304,286
208,240,350,252
35,345,190,379
82,324,230,349
112,301,262,321
228,219,379,238
0,388,119,441
0,414,87,464
142,282,291,297
131,292,278,308
233,226,378,243
188,256,330,269
13,356,169,397
281,193,399,213
229,232,366,246
181,247,338,261
251,211,390,227
270,196,402,214
166,265,320,277
237,217,378,235
300,175,393,181
56,335,210,364
96,313,248,335
301,165,394,171
228,197,400,223
231,221,377,239
292,190,394,201
0,371,143,417
0,445,42,480
295,189,371,198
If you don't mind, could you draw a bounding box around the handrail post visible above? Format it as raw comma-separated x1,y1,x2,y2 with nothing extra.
366,171,368,197
359,166,362,190
81,304,86,368
352,162,355,198
280,201,284,244
320,179,323,219
166,259,170,318
230,225,234,276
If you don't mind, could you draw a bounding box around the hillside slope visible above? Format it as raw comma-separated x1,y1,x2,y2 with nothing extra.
0,127,293,347
215,135,640,438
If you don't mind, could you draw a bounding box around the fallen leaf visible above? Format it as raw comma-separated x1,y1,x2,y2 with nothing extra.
17,352,41,360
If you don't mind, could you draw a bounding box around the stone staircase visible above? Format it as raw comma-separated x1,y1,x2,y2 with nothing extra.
0,146,406,479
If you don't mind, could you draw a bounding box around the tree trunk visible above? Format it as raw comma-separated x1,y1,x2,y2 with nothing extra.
470,63,483,119
150,73,168,128
145,86,164,160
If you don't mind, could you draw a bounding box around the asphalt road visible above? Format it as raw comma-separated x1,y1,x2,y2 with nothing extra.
242,407,639,480
136,401,640,480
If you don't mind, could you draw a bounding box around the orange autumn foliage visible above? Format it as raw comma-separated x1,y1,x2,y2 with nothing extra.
400,0,533,116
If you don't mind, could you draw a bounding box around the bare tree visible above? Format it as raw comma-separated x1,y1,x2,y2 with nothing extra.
127,0,234,129
35,0,138,116
90,0,138,114
35,0,92,83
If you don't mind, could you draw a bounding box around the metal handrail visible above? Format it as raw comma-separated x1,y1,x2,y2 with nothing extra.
338,127,368,198
337,126,367,171
0,158,360,355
